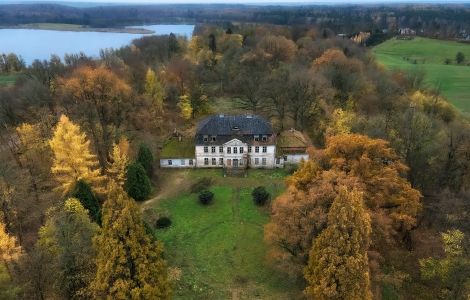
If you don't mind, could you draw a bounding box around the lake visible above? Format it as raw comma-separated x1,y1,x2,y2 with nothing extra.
0,24,194,65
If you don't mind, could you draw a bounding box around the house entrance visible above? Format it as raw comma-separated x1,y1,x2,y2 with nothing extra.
233,159,239,168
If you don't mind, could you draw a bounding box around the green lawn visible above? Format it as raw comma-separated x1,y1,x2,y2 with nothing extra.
0,74,19,87
373,37,470,113
153,170,301,299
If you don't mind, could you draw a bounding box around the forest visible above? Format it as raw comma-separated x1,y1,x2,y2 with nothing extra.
0,16,470,300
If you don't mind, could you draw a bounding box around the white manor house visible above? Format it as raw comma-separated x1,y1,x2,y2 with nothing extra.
159,114,309,169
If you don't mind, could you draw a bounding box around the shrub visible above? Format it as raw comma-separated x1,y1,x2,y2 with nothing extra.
156,217,172,229
456,51,465,64
137,143,154,177
190,177,213,193
252,186,270,206
199,190,214,205
125,162,151,201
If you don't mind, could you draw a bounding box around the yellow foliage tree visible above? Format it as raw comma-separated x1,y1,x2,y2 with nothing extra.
304,186,372,300
0,220,22,279
49,115,104,196
91,182,171,299
145,68,165,115
107,137,130,187
178,94,193,120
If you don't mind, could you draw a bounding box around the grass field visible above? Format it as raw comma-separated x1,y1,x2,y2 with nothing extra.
373,37,470,113
0,74,19,86
152,169,302,299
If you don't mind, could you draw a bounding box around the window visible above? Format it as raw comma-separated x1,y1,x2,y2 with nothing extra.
227,147,231,154
204,158,209,165
240,159,243,165
204,146,208,153
203,135,208,142
212,158,216,165
168,160,172,165
189,159,194,165
233,147,238,154
255,158,259,165
262,158,267,165
283,155,287,162
211,136,216,142
211,146,216,153
262,135,267,142
240,147,244,153
262,146,267,153
254,135,260,141
255,146,259,153
181,159,185,165
219,146,223,153
248,146,252,153
276,158,281,164
219,158,223,165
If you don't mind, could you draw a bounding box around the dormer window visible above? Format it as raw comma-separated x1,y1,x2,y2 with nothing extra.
211,136,216,142
254,135,260,141
232,126,240,131
203,135,209,142
262,135,267,142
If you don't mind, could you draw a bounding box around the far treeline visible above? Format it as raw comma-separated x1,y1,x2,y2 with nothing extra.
0,20,469,299
1,3,470,39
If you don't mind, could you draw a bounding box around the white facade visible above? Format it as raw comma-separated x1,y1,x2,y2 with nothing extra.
195,138,276,169
160,158,195,168
283,153,309,165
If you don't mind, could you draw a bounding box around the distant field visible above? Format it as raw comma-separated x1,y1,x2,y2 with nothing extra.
373,37,470,113
153,169,301,299
0,74,19,86
2,23,153,34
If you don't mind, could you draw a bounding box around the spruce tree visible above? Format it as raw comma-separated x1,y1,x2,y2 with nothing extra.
71,180,101,224
91,182,171,299
304,186,372,300
49,115,104,196
125,162,151,201
137,143,154,177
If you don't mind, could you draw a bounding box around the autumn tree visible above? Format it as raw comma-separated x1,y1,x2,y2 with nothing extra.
37,198,98,299
0,220,22,281
257,35,297,65
304,187,372,300
265,134,421,276
144,68,165,122
91,182,171,299
177,94,193,120
420,230,470,300
49,115,104,196
125,162,151,202
107,138,129,187
59,66,131,171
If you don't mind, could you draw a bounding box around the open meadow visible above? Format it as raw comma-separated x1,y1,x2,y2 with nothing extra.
373,37,470,113
147,169,302,299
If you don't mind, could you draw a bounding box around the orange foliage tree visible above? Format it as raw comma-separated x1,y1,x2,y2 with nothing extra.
265,134,422,276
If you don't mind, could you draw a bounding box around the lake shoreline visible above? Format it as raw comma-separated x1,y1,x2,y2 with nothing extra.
0,23,154,34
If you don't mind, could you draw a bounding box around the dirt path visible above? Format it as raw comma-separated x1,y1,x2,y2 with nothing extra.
140,170,189,210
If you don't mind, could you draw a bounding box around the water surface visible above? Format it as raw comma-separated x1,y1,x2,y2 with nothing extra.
0,24,194,65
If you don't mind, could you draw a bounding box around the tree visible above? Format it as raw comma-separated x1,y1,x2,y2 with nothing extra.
144,68,165,117
59,66,131,171
71,180,101,224
420,230,470,300
257,35,297,65
198,190,214,205
125,162,151,201
265,134,421,276
91,182,171,299
0,220,22,280
456,52,465,64
49,115,104,196
36,198,98,299
177,94,193,120
107,138,129,187
137,143,154,177
304,187,372,300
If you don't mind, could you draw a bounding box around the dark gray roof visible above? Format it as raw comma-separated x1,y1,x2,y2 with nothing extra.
195,114,274,145
197,115,273,136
